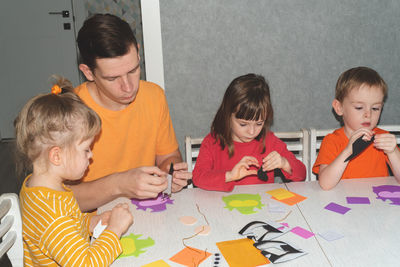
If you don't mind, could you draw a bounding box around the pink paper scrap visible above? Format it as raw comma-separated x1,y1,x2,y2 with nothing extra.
290,226,315,239
346,197,370,204
324,202,351,214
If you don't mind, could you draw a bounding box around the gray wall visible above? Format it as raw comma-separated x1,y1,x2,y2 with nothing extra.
160,0,400,153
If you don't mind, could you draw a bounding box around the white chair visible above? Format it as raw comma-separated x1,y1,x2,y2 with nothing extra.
0,193,23,267
379,125,400,145
309,128,335,181
275,129,310,181
185,136,204,188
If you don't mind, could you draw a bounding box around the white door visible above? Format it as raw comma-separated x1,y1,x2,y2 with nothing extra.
0,0,81,138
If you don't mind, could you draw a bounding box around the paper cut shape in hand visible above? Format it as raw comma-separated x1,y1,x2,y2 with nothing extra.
257,167,269,182
344,135,375,162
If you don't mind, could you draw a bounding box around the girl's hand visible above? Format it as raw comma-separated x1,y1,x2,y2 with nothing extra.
106,203,134,238
374,133,398,154
226,156,259,182
89,211,111,232
262,151,291,174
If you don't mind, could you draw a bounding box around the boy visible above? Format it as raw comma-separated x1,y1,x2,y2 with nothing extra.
313,66,400,190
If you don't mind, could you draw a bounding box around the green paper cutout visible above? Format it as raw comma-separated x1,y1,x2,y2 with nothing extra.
118,233,155,258
222,194,264,214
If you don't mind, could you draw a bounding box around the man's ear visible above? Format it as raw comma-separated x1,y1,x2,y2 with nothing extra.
48,146,62,166
79,64,95,81
332,99,343,116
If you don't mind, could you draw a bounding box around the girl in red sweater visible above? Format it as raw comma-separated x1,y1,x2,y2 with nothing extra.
192,73,306,191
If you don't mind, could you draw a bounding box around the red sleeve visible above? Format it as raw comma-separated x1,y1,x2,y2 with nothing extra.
268,132,306,181
192,135,235,192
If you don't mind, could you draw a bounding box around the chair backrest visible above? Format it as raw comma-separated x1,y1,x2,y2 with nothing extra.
185,136,204,188
275,129,310,181
379,125,400,145
0,193,23,267
309,128,335,181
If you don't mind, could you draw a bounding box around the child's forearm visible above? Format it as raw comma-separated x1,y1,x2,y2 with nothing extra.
387,149,400,183
318,150,351,190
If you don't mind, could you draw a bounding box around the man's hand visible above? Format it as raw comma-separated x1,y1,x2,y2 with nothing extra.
117,166,168,199
171,162,192,192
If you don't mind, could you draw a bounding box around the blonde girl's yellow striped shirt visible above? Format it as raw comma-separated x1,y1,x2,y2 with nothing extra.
20,175,122,266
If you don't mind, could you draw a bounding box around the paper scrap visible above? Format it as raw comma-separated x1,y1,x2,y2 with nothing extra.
142,259,171,267
169,246,211,267
324,202,351,214
346,197,370,204
216,238,270,267
272,192,307,206
318,230,344,241
266,188,295,200
268,202,287,213
290,226,314,239
179,216,197,225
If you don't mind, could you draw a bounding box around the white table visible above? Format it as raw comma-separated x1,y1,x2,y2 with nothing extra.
286,177,400,267
99,183,330,266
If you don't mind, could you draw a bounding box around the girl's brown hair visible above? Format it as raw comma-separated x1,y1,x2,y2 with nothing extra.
211,73,273,157
14,76,101,174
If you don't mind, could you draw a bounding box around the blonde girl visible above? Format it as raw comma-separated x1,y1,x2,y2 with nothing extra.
16,76,133,266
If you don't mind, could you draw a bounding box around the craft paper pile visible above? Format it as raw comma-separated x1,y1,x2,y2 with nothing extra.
266,188,307,205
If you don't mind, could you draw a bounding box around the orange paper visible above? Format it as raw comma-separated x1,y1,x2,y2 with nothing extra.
272,192,307,205
169,246,211,267
216,238,270,267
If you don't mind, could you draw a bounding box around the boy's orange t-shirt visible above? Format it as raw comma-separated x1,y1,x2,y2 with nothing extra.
312,127,391,179
75,81,178,182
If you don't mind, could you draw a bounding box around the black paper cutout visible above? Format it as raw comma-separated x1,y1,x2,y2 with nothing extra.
344,135,375,162
254,240,306,263
239,221,284,242
257,167,269,181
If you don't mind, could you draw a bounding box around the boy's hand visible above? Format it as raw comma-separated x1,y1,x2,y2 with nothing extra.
106,203,134,238
226,156,259,182
262,151,291,174
374,133,398,154
345,128,374,155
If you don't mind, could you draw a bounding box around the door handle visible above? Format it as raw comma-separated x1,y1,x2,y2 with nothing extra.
48,10,70,18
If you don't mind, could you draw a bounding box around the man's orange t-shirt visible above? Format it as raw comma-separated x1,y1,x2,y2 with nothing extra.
75,81,178,182
312,127,391,179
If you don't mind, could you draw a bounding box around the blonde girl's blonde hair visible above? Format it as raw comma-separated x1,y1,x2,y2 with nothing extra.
14,75,101,174
211,73,273,157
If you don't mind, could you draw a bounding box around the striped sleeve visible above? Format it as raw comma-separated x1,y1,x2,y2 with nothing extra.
40,216,122,267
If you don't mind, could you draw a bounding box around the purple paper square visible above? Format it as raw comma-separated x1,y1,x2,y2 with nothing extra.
346,197,370,204
324,202,351,214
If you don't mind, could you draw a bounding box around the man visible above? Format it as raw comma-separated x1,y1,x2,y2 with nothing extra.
70,14,191,212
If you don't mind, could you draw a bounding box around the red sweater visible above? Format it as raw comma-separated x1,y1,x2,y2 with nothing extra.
192,132,306,191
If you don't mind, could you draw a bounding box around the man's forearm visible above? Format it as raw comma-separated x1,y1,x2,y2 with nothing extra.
69,173,121,212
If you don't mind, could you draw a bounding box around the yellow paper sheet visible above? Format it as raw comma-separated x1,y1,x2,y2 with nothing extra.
216,238,270,267
266,188,295,200
141,259,171,267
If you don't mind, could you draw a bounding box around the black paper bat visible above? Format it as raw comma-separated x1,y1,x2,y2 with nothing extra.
344,135,375,162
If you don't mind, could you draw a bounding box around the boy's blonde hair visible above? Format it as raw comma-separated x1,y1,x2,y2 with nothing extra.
335,66,388,102
14,76,101,173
